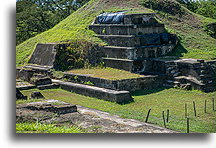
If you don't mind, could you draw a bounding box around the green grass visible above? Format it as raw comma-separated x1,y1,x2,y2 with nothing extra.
16,122,86,133
16,0,216,67
19,88,216,133
68,67,144,80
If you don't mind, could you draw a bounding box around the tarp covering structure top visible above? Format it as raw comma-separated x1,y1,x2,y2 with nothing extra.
95,12,125,24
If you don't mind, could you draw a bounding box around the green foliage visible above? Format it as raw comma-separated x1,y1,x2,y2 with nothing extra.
83,81,94,85
16,122,86,133
177,0,216,19
140,0,187,16
16,0,216,66
53,40,103,71
16,0,90,45
16,0,104,66
50,69,64,79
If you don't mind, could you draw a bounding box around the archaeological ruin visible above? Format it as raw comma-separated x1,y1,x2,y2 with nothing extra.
16,12,216,104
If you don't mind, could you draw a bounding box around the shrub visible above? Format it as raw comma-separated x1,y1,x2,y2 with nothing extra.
140,0,186,16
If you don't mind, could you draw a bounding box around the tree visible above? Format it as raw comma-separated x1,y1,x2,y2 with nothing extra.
16,0,90,45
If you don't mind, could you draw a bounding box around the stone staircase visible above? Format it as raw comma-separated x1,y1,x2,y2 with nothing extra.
89,13,178,73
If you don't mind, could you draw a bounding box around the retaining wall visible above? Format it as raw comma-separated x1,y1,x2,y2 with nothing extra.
63,73,165,92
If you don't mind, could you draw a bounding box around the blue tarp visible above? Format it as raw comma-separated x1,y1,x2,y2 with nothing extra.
96,12,125,24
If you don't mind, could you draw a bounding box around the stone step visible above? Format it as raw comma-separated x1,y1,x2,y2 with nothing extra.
97,35,139,47
97,34,176,47
102,58,147,73
102,58,135,72
37,83,60,90
55,81,133,104
103,46,135,59
103,44,176,59
89,23,165,35
24,64,52,73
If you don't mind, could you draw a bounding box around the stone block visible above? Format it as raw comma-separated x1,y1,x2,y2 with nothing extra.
33,77,52,86
29,43,58,66
31,91,44,99
59,81,133,104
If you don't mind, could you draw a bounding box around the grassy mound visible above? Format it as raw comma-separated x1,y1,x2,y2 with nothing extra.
16,0,216,67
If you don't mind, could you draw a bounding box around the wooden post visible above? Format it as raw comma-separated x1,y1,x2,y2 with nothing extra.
213,97,215,111
185,104,187,118
193,101,196,117
145,109,151,123
167,109,169,123
187,117,190,133
204,100,207,113
162,111,166,128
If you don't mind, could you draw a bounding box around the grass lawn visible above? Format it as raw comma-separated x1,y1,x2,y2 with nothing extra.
19,88,216,133
16,122,87,133
67,67,144,80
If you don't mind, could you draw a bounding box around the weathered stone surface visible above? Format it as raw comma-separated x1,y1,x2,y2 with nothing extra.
89,24,165,35
31,91,44,99
16,100,176,133
63,73,165,92
17,100,77,116
29,43,58,67
58,81,133,104
33,77,52,86
161,59,216,92
97,34,177,48
102,58,135,72
37,83,59,90
16,68,35,82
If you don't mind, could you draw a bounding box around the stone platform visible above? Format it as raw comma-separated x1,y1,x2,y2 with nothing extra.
63,72,165,92
16,100,176,133
90,12,178,74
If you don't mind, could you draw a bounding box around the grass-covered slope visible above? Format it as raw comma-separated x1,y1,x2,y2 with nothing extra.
16,0,216,66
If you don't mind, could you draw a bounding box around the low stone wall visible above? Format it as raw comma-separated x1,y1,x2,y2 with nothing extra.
63,72,165,92
59,81,133,104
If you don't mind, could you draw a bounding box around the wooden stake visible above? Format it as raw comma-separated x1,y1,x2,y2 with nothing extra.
187,117,190,133
185,104,187,118
204,100,207,113
145,109,151,123
193,101,196,117
162,111,166,128
167,109,169,123
213,97,215,111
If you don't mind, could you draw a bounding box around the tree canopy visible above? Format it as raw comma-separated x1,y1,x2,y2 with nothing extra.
16,0,89,45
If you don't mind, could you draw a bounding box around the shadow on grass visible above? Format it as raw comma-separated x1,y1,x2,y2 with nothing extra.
132,87,169,96
167,42,188,58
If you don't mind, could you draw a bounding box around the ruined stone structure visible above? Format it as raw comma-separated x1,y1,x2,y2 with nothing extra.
16,12,215,104
89,12,216,92
89,13,178,72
